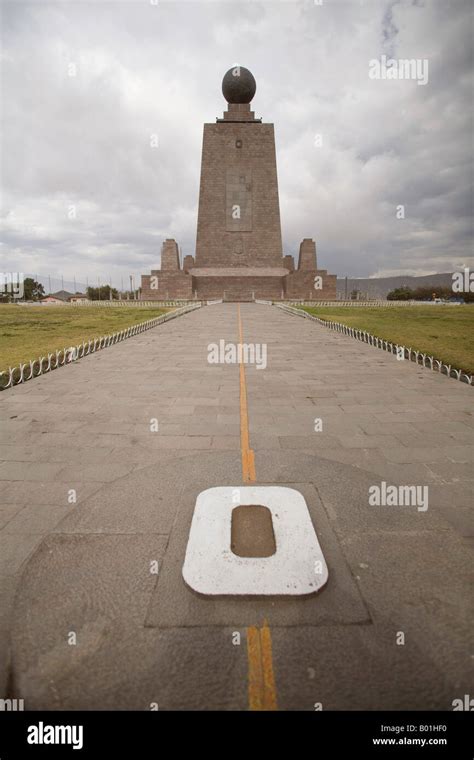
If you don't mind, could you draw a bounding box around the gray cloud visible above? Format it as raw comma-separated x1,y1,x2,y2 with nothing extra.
1,0,472,286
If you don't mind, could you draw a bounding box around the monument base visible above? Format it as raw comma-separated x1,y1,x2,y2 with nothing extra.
140,239,336,301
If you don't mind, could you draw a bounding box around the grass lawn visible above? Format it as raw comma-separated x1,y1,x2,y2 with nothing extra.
0,304,170,372
298,305,474,376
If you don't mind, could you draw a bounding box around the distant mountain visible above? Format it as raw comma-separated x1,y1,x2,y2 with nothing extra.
336,273,454,299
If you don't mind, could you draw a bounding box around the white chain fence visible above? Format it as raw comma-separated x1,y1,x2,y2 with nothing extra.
284,300,464,308
15,300,200,308
73,299,199,307
0,303,201,391
275,303,473,386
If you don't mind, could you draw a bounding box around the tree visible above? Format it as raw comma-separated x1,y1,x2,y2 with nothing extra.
86,285,119,301
386,286,413,301
411,286,452,301
23,277,45,301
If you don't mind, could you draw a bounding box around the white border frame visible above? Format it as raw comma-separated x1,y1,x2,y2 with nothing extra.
182,486,329,596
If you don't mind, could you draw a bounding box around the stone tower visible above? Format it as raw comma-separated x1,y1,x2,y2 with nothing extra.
194,66,283,270
140,66,337,301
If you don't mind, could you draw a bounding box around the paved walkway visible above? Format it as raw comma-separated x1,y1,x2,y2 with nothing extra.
0,303,472,709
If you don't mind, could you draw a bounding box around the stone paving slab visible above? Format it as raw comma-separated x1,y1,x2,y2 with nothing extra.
270,623,462,711
145,458,370,628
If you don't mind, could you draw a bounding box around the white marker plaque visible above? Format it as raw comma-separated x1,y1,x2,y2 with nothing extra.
182,486,328,596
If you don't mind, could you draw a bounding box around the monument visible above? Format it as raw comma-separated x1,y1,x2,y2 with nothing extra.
141,66,336,301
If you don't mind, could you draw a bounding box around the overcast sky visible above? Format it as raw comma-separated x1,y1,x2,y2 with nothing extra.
0,0,472,288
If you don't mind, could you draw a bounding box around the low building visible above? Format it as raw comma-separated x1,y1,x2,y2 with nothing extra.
69,293,90,303
40,290,74,304
40,290,90,304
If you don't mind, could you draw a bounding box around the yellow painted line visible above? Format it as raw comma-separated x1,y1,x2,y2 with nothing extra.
237,306,277,709
246,622,278,711
247,626,264,710
238,304,256,483
260,623,278,710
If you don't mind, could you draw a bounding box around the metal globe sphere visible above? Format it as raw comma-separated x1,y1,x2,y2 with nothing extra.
222,66,257,104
